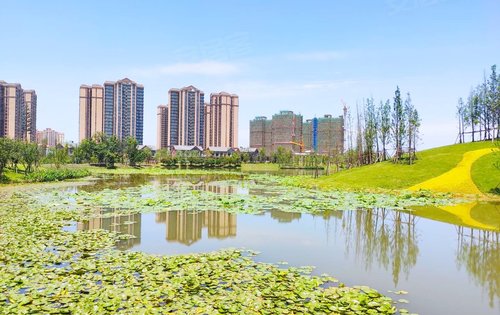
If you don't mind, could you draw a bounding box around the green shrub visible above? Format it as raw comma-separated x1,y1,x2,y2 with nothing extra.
25,168,91,182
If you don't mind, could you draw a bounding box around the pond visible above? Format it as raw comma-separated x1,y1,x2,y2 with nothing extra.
58,175,499,314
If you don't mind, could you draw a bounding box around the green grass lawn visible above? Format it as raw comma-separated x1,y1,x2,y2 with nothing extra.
290,141,496,191
471,149,500,194
241,163,280,172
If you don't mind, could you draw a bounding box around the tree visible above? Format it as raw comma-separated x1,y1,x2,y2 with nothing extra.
392,86,406,162
48,145,69,169
141,147,153,164
258,148,267,162
104,135,120,168
408,107,420,164
10,140,23,173
457,98,466,143
0,138,13,178
378,99,391,161
404,93,417,163
124,137,142,166
273,147,292,165
21,142,40,174
363,98,377,164
487,65,499,139
155,148,171,163
73,139,93,164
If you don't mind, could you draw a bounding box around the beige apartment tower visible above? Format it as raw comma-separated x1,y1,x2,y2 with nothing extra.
79,85,104,142
157,86,205,148
23,90,37,142
156,105,169,150
0,81,37,142
205,92,239,148
37,128,64,147
79,78,144,144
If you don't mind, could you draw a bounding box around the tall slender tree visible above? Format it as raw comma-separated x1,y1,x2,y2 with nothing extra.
457,98,466,143
378,99,391,161
392,86,406,162
404,93,415,163
364,98,377,164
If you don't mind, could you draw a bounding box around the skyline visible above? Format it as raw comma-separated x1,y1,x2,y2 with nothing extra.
1,1,499,149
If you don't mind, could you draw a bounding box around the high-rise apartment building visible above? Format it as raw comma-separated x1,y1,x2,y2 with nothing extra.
0,80,37,142
205,92,239,148
79,78,144,144
23,90,37,142
250,111,303,154
79,85,104,141
36,128,64,147
157,86,205,149
303,115,344,154
156,105,169,150
250,110,344,155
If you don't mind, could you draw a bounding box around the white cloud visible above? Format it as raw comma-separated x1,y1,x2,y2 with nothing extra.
134,61,241,77
287,51,345,61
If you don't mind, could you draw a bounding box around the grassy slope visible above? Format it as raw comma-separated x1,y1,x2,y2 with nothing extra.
292,141,495,191
471,149,500,194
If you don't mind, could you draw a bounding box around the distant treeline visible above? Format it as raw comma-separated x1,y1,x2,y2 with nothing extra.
74,133,153,168
344,86,421,166
456,65,500,142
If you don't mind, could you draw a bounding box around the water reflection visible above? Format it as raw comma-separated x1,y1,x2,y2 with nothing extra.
457,227,500,308
156,211,237,245
70,175,500,314
327,209,419,286
77,208,141,250
81,174,244,193
270,210,301,222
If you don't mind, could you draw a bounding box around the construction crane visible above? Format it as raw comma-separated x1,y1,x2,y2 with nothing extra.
274,114,305,153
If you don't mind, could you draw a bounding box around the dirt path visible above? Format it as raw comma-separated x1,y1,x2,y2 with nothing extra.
408,148,495,195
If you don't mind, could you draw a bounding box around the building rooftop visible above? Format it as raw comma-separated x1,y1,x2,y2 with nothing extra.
172,145,202,151
208,146,234,152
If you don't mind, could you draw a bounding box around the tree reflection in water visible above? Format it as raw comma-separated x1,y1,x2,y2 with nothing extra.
456,227,500,308
323,208,419,286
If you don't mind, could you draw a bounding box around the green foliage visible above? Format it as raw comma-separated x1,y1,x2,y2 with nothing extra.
457,64,500,142
471,148,500,194
0,137,13,177
25,168,90,182
0,138,42,179
273,147,293,165
286,141,496,191
21,142,40,174
46,145,69,169
364,97,377,164
392,86,406,161
35,175,456,217
241,163,280,172
0,191,406,314
379,99,392,161
124,137,147,166
160,155,241,169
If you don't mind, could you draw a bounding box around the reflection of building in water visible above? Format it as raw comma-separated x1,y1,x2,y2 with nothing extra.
270,210,301,223
187,182,235,195
457,226,500,308
77,208,141,250
155,210,237,245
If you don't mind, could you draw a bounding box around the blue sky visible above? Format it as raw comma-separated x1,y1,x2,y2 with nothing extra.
1,0,499,148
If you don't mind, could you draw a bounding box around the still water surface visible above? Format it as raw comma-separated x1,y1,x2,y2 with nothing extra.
70,175,499,315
